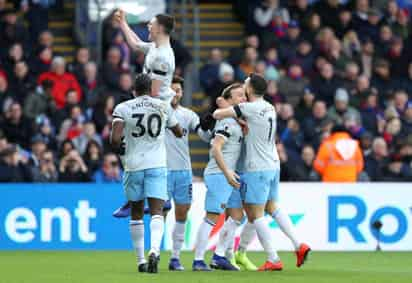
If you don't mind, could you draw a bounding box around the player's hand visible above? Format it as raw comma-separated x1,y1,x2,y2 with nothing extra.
225,170,241,189
113,9,126,24
200,113,216,131
237,118,248,135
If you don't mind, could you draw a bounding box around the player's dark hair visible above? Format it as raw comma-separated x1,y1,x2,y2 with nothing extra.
155,14,175,35
172,75,184,88
134,74,152,96
248,73,267,96
221,83,243,100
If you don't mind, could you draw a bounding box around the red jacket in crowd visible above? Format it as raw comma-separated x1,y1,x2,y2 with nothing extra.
38,72,82,109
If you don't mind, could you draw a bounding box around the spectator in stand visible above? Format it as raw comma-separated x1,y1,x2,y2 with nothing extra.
342,31,362,59
393,90,409,116
383,117,402,145
30,45,53,77
360,91,385,135
83,140,103,175
252,0,289,38
0,70,11,109
313,0,343,31
34,115,58,152
32,149,58,183
1,102,33,149
400,62,412,95
72,122,102,155
21,0,50,42
314,125,364,182
295,88,315,122
228,34,259,66
302,100,329,149
371,59,397,103
199,48,223,95
3,42,25,78
112,71,133,104
350,75,372,108
37,30,54,48
342,62,360,95
382,154,412,181
356,8,382,43
276,20,301,63
23,79,56,120
327,38,351,78
277,103,294,134
328,88,361,126
288,0,312,25
92,153,123,183
364,137,389,181
0,8,28,55
278,63,308,107
111,30,130,70
299,144,320,181
311,63,341,106
82,61,100,109
280,118,304,155
302,12,321,44
290,40,315,76
335,8,354,39
208,62,235,112
401,102,412,137
38,56,82,109
0,144,32,182
68,47,90,85
101,46,123,91
343,111,366,139
93,95,114,133
264,80,285,107
358,38,375,78
28,134,47,169
360,131,373,157
385,0,399,25
386,37,409,80
58,105,85,142
376,25,394,57
236,46,258,80
58,149,90,182
390,8,410,40
10,61,36,104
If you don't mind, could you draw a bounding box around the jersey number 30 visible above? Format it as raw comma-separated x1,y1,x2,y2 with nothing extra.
131,113,162,138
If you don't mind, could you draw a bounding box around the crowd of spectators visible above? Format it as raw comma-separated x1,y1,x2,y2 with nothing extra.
1,0,412,183
0,1,193,183
201,0,412,181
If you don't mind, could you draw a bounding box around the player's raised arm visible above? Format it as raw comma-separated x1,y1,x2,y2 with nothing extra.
114,9,148,52
212,107,237,120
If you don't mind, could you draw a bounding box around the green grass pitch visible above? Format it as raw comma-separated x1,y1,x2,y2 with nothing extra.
1,251,411,283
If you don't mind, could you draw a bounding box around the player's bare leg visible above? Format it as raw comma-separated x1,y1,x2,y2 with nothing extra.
265,200,311,267
147,197,165,273
243,204,283,271
129,201,147,272
169,203,190,271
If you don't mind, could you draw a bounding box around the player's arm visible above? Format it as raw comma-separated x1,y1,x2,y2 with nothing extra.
167,108,184,137
213,106,239,120
110,119,125,153
115,9,149,52
151,79,162,97
151,56,171,97
211,135,240,188
169,124,184,138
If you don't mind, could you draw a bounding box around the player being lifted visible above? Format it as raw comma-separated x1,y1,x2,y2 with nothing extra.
213,74,283,271
192,83,247,271
110,74,183,274
165,76,212,271
114,9,176,101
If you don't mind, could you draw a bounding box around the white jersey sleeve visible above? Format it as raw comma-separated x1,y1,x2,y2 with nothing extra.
112,103,129,122
138,42,155,55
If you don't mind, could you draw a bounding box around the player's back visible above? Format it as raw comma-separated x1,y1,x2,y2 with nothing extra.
165,106,198,171
113,95,175,171
204,118,243,175
237,99,279,172
144,43,175,101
